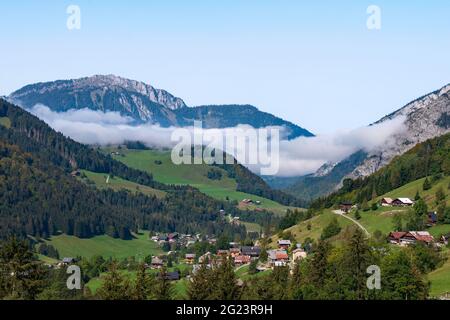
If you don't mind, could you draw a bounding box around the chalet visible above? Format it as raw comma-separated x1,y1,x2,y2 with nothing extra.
267,250,289,267
241,246,261,258
241,199,253,205
388,232,406,244
217,249,229,256
277,239,291,250
388,231,434,246
185,253,196,264
292,248,307,262
234,255,251,265
380,197,393,206
392,198,414,207
339,201,353,213
166,271,180,281
168,232,179,241
408,231,434,245
61,257,75,265
151,257,164,269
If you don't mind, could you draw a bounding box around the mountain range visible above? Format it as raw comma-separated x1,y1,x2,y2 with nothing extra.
8,75,313,140
6,75,450,204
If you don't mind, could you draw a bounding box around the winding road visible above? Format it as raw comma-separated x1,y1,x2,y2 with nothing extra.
332,210,370,237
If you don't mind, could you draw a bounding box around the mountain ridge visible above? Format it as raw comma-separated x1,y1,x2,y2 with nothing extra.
282,83,450,203
8,75,313,140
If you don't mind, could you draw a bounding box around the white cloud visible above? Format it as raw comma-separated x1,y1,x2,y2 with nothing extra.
29,105,406,177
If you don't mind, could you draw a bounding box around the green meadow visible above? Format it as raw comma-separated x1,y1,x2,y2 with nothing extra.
80,170,166,199
106,147,296,216
44,231,162,260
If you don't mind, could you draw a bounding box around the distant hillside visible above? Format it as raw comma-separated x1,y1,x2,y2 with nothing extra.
0,98,256,240
311,132,450,209
8,75,313,139
278,84,450,202
175,105,313,140
105,147,305,215
284,150,368,202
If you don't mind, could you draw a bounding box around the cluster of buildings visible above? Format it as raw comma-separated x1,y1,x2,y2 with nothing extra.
150,232,202,248
240,198,261,206
189,239,308,273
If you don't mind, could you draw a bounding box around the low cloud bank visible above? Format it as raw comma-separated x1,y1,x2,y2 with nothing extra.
29,105,406,177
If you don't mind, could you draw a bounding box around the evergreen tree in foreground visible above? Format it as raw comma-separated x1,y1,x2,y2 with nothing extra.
0,238,46,300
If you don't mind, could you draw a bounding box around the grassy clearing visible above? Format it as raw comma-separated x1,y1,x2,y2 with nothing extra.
374,176,450,209
107,148,296,216
0,116,11,128
235,264,272,280
271,211,353,245
240,221,262,233
86,265,191,299
352,176,450,236
45,231,162,260
428,248,450,297
80,170,166,199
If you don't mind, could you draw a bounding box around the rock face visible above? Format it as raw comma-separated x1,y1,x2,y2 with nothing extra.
8,75,186,125
8,75,313,139
350,84,450,178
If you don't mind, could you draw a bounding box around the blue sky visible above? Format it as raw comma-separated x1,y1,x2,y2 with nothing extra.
1,0,450,133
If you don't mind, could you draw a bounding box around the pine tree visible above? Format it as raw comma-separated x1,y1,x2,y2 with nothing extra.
310,240,330,287
97,261,131,300
0,238,47,300
210,257,240,300
343,228,371,299
132,263,154,300
187,261,213,300
423,177,431,191
154,268,174,300
414,190,421,201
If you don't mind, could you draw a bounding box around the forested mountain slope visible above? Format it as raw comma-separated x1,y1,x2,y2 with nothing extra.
0,99,252,240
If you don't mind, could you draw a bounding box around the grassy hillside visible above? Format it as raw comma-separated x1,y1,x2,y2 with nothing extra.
107,147,296,216
428,248,450,297
44,231,162,260
275,175,450,245
80,170,166,199
270,210,353,245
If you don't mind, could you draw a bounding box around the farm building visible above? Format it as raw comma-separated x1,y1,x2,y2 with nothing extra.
277,239,291,250
234,255,251,265
380,197,393,206
392,198,414,206
185,253,196,264
388,231,434,246
241,246,261,258
339,201,353,213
